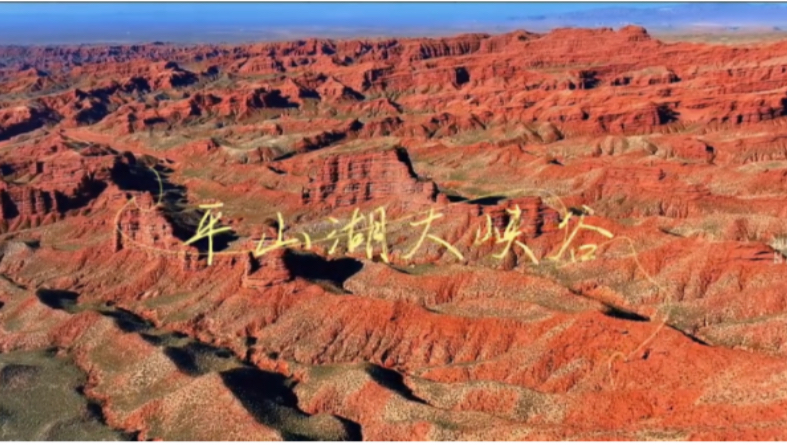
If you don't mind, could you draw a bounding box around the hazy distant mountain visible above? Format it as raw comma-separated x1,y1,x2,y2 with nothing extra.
510,3,787,30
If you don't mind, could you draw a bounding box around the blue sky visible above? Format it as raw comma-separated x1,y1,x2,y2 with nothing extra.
0,2,679,26
0,3,782,44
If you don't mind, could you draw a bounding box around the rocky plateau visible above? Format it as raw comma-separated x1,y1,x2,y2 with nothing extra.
2,26,787,440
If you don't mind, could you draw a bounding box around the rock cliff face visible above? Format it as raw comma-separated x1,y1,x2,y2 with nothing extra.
0,184,60,229
7,26,787,141
479,196,561,238
112,193,180,253
242,250,292,288
301,147,437,209
4,27,787,441
0,136,125,231
0,106,53,141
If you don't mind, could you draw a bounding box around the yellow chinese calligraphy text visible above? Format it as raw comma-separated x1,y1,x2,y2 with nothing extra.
184,203,232,266
404,208,463,261
549,205,614,263
254,212,303,257
492,205,539,265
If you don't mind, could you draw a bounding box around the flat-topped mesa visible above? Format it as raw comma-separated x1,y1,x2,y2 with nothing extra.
113,193,184,255
429,196,562,267
242,250,292,289
400,33,490,62
605,166,710,196
31,148,117,195
446,195,561,237
0,142,121,231
618,25,652,42
610,66,679,87
589,165,668,198
482,196,562,238
0,182,60,231
111,192,251,272
277,77,317,103
587,166,713,218
357,116,404,138
301,147,438,210
0,68,58,94
0,105,52,141
148,61,198,89
292,128,350,154
316,76,364,102
713,134,787,164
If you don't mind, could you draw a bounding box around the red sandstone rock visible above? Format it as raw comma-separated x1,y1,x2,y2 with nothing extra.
0,105,52,141
301,147,437,210
3,26,787,441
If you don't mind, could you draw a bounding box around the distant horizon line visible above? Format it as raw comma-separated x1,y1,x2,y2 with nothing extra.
2,22,787,47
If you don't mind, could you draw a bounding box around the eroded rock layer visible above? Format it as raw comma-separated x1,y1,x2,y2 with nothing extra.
2,27,787,440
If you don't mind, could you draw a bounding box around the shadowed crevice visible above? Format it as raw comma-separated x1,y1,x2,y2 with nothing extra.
110,152,237,254
467,195,507,206
602,306,649,322
98,307,154,333
35,289,79,313
335,416,363,441
682,331,711,346
220,367,299,413
219,367,318,440
140,331,188,346
0,406,13,426
156,342,357,440
365,364,427,404
163,346,203,376
394,146,419,179
282,250,363,286
162,342,238,377
0,364,41,390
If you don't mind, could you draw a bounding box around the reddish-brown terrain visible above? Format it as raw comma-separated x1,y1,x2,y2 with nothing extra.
3,26,787,440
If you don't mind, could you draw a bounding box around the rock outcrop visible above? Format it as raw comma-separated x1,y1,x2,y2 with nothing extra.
301,147,438,209
4,26,787,441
